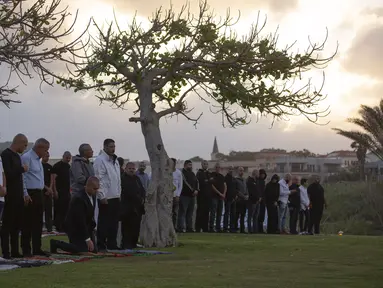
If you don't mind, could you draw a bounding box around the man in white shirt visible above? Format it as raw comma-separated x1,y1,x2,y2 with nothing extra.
299,178,310,234
93,139,121,251
278,174,298,234
171,158,183,228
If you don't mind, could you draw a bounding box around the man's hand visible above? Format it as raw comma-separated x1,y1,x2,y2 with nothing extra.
274,201,278,207
193,190,198,196
0,185,6,197
22,164,29,172
174,196,180,202
100,198,108,205
86,239,94,252
24,195,32,205
45,188,53,196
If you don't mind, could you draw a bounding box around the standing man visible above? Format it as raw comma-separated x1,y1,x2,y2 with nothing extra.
120,162,145,249
247,170,260,234
42,152,54,232
278,174,298,234
70,144,95,194
257,169,267,233
264,174,280,234
0,156,5,221
136,161,150,195
171,158,183,229
299,178,310,234
223,166,237,233
308,176,326,235
195,160,211,233
21,138,50,257
177,160,198,233
288,176,301,235
0,134,28,259
235,167,248,233
94,138,121,251
52,151,72,232
209,162,226,232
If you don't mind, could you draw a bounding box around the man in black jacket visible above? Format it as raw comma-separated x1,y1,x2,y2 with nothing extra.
223,166,237,232
0,134,29,259
50,177,99,254
288,176,301,234
257,169,267,233
120,162,145,249
195,160,211,232
247,170,260,233
308,176,326,234
177,160,198,233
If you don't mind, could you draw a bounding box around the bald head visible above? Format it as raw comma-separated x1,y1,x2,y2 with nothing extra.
85,176,100,196
11,133,28,154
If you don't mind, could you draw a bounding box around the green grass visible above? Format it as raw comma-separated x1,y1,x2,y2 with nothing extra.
1,234,383,287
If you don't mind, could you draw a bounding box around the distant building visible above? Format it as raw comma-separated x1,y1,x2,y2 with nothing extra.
326,150,358,168
211,136,219,161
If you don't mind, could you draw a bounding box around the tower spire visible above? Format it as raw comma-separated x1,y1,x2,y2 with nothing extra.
211,137,219,160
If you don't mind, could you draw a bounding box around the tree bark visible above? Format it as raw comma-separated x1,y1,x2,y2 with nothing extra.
138,85,177,248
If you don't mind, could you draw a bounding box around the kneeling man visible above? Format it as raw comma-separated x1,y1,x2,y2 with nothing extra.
50,177,99,254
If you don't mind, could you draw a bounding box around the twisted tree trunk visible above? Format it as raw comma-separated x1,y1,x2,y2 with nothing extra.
137,86,177,248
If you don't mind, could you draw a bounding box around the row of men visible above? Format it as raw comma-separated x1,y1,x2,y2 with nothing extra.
0,134,149,258
173,161,326,235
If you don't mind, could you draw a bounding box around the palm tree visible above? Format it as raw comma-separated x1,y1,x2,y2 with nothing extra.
333,99,383,162
350,141,367,180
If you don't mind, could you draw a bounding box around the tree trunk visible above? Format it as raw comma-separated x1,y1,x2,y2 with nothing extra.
138,86,177,248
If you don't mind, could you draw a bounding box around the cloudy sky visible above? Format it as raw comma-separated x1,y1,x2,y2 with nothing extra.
0,0,382,160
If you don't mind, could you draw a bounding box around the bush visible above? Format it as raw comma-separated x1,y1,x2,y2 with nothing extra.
322,182,383,235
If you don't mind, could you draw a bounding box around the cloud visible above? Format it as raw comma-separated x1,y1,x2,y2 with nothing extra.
341,7,383,79
107,0,298,17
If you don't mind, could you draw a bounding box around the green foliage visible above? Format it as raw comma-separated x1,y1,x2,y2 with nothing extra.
61,1,334,125
334,99,383,161
322,182,383,235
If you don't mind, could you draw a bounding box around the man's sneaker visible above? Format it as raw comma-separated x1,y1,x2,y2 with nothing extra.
50,239,58,254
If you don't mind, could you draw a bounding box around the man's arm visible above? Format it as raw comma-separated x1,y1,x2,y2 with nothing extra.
20,153,30,197
93,159,107,201
71,198,90,241
223,182,227,198
70,161,87,187
176,171,183,197
1,153,25,179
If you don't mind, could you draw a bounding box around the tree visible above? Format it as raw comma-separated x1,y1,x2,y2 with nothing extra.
57,2,334,247
333,99,383,162
290,149,317,157
350,141,367,181
190,156,204,162
0,0,87,107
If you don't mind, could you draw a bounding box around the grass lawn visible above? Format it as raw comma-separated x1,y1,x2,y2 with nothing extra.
1,233,383,287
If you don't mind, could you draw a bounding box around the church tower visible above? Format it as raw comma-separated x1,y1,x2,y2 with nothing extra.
211,137,219,160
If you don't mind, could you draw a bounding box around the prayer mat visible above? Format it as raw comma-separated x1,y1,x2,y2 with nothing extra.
0,257,53,271
108,249,172,256
41,231,67,238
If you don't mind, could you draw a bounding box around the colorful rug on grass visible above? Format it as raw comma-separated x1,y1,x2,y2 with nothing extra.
41,231,67,238
0,249,172,271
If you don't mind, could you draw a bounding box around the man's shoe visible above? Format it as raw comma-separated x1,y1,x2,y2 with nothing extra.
33,250,51,257
23,253,33,258
2,254,11,260
11,253,23,258
50,239,58,254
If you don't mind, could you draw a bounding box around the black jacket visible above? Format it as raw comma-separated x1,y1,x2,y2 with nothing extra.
181,169,198,197
121,173,145,216
288,183,301,208
308,182,325,209
264,175,280,205
247,176,260,203
196,169,211,199
225,173,237,201
257,169,267,198
64,190,96,242
1,148,24,202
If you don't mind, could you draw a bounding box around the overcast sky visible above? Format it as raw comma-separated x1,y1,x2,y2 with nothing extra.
0,0,382,160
